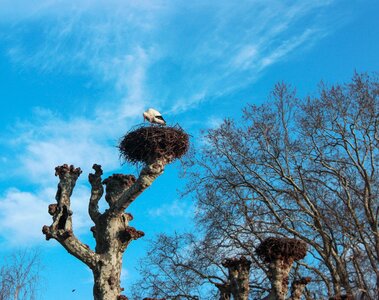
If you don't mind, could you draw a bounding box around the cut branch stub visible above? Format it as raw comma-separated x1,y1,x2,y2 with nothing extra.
102,174,136,206
290,277,311,300
42,225,52,240
118,125,189,165
90,226,96,234
215,283,231,300
48,204,58,215
125,212,133,221
89,164,103,185
119,226,145,243
256,237,307,263
222,256,252,270
55,164,82,198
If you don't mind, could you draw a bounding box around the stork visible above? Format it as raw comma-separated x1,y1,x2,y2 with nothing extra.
143,108,166,125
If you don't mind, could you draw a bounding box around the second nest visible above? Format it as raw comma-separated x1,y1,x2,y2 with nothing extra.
119,125,189,164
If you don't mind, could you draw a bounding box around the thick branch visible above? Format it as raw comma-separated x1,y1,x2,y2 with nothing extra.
113,158,168,211
43,164,100,269
88,164,104,223
42,226,99,269
288,277,311,300
215,283,231,300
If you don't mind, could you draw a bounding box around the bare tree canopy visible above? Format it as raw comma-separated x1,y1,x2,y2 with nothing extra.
0,250,41,300
135,73,378,300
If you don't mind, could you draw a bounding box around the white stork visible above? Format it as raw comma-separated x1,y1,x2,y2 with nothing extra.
143,108,166,125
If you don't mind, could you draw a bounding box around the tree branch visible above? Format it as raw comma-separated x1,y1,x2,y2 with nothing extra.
88,164,104,223
113,158,169,212
42,164,100,270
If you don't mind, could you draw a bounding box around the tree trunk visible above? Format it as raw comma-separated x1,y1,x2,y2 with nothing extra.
222,256,251,300
92,260,122,300
288,277,311,300
263,259,293,300
91,208,137,300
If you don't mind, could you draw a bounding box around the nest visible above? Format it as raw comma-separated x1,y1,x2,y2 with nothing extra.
256,237,307,262
118,125,189,164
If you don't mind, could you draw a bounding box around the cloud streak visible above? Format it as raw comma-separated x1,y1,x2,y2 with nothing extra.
1,0,339,113
0,0,345,245
0,183,92,246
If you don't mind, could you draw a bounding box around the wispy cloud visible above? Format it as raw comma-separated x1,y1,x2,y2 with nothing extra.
0,0,346,245
148,199,193,219
1,0,340,114
0,184,92,246
6,108,122,183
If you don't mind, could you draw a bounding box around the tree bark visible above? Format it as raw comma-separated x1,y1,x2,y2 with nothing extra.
215,283,231,300
263,259,293,300
223,256,251,300
43,158,168,300
288,277,311,300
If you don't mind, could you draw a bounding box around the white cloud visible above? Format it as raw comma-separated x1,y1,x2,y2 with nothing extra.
0,0,346,246
0,188,49,246
1,0,340,116
231,45,259,70
8,109,123,184
0,183,96,247
148,199,193,218
258,28,322,69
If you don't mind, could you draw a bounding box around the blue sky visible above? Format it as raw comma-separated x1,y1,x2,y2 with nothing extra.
0,0,378,299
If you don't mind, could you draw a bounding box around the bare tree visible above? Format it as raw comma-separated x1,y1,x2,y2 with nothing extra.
42,126,189,300
136,73,379,299
0,250,41,300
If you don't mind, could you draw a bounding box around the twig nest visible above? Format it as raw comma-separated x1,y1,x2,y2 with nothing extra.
119,125,189,164
256,237,307,263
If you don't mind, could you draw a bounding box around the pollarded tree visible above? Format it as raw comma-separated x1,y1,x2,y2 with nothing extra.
42,125,189,300
255,238,309,300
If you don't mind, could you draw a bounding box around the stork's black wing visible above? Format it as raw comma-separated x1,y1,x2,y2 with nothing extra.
155,115,165,122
